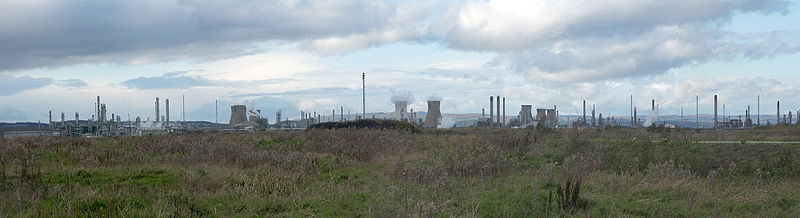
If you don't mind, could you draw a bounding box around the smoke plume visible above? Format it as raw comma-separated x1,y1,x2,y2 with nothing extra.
391,89,414,103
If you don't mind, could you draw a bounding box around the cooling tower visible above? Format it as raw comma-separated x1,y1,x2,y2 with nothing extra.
393,101,408,121
546,109,557,127
229,105,248,128
423,101,441,128
535,108,546,120
520,105,533,125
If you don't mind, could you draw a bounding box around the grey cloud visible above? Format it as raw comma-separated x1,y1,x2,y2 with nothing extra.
232,87,354,98
121,71,297,90
122,74,213,89
0,75,53,95
1,0,797,85
442,0,789,51
56,79,88,88
0,0,398,71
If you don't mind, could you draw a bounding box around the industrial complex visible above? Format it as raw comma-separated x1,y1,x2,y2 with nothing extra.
2,75,799,138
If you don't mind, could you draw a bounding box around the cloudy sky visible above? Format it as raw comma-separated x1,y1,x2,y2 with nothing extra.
1,0,799,123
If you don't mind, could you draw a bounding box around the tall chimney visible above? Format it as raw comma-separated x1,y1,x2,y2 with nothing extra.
96,96,100,123
633,107,637,127
340,106,344,121
490,96,494,127
496,95,500,127
101,104,107,122
155,97,160,122
166,99,170,126
502,97,506,127
592,104,596,127
583,100,586,125
777,101,780,126
652,99,655,111
714,95,718,129
789,111,793,125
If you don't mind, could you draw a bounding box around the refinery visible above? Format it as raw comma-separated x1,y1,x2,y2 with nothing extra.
1,76,799,138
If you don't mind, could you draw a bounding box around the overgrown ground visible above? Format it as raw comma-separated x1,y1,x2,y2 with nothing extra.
2,127,800,217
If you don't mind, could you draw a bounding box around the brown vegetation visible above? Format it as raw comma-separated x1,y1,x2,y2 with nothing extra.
0,127,799,216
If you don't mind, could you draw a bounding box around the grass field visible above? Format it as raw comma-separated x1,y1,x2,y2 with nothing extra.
2,126,800,217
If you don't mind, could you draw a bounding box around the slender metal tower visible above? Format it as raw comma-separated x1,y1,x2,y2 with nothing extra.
496,95,500,127
490,96,494,127
155,97,160,122
583,100,586,125
96,96,100,123
714,95,718,129
680,105,684,127
362,72,366,119
630,95,633,127
166,99,170,126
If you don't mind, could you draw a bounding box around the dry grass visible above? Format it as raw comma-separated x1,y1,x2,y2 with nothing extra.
1,127,799,216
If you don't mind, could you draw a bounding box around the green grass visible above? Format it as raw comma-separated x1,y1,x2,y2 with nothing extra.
1,128,800,216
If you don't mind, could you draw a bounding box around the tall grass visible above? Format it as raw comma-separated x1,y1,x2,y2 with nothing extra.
0,127,799,216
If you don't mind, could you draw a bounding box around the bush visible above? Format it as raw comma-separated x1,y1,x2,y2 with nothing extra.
307,119,418,132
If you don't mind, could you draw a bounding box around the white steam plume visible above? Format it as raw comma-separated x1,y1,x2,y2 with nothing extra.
391,89,414,103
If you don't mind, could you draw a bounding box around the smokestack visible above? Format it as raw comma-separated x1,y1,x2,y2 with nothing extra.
496,95,500,127
583,100,586,125
630,95,633,127
502,97,506,127
490,96,494,127
48,111,52,127
166,99,170,126
101,104,106,122
362,72,366,119
75,112,79,126
592,104,596,126
341,106,344,121
61,112,65,127
789,111,793,125
96,96,100,123
652,99,655,111
423,101,442,128
634,107,637,127
777,101,780,126
155,97,160,122
714,95,718,129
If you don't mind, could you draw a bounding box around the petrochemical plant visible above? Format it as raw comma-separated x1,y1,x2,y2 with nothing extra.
2,75,799,138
